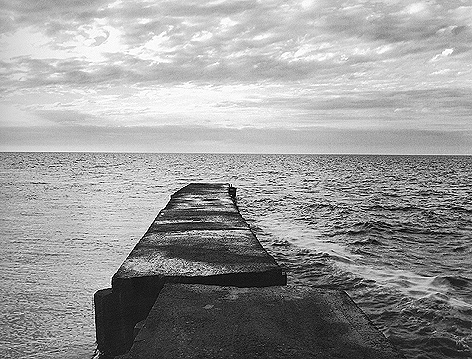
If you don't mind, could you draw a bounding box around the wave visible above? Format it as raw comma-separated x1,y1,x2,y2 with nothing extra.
367,204,416,212
337,265,472,309
308,202,339,211
396,225,456,236
335,220,394,236
432,276,471,290
452,245,469,253
271,239,291,247
350,238,383,245
450,205,472,214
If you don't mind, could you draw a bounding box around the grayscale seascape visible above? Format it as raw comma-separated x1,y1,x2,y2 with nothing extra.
1,152,471,359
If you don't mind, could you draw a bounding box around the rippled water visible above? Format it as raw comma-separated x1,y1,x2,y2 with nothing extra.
0,153,471,358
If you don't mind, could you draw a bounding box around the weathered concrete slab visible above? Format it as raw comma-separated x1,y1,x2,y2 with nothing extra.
114,230,281,280
120,284,404,359
149,211,248,232
112,183,286,291
164,183,239,212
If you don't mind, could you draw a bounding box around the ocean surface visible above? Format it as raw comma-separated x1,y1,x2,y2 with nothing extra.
0,152,471,359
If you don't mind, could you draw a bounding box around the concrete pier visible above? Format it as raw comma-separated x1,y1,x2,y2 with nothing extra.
119,284,403,359
94,183,403,358
94,183,286,356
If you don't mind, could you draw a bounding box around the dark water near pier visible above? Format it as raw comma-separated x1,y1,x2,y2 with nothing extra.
0,152,471,358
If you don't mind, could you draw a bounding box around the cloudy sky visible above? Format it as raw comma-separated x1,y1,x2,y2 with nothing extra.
1,0,471,153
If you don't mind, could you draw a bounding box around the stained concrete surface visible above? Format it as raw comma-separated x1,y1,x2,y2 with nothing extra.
119,284,404,359
149,211,248,232
112,183,286,290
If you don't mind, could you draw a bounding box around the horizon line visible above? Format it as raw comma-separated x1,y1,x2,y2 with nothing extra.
1,151,471,156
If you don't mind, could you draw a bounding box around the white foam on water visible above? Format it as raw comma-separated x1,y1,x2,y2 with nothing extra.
338,263,472,309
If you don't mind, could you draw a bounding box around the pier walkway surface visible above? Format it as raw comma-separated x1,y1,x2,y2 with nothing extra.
94,183,403,358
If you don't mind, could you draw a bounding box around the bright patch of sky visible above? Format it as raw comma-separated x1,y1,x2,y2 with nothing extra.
0,0,471,153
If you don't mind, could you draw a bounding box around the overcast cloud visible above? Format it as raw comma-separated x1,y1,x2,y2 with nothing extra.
1,0,471,153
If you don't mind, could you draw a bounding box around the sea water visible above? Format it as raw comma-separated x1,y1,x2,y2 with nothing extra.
0,153,471,358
